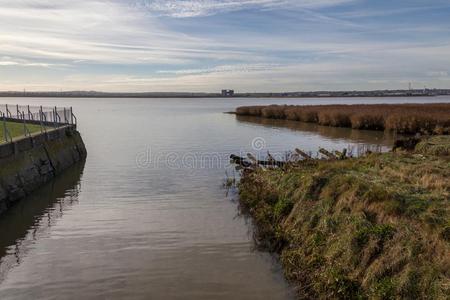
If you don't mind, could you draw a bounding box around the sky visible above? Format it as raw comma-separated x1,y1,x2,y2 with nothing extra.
0,0,450,92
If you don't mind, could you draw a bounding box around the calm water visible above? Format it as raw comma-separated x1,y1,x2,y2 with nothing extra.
0,96,449,299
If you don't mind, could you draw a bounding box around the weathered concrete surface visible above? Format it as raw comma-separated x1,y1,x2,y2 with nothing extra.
0,126,86,215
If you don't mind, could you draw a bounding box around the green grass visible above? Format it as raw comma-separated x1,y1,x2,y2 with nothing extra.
238,136,450,299
0,121,46,143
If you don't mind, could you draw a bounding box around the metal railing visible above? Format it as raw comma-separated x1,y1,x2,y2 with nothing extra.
0,104,77,144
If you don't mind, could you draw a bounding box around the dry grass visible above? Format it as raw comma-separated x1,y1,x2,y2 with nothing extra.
235,103,450,134
414,135,450,156
237,136,450,299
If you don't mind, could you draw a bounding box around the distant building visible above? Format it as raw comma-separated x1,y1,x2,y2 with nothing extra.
221,89,234,97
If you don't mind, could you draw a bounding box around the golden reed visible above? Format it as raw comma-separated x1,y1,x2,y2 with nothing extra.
235,103,450,134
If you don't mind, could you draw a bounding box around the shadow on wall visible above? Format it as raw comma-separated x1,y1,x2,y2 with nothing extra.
0,160,85,266
235,115,401,147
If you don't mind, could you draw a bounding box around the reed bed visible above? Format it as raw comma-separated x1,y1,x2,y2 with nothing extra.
235,103,450,134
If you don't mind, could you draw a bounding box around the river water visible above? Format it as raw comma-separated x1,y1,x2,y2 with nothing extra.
0,96,449,299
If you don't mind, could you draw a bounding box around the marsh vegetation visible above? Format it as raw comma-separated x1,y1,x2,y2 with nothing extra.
235,104,450,134
236,136,450,299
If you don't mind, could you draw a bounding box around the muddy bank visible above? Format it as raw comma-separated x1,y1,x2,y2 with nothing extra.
236,136,450,298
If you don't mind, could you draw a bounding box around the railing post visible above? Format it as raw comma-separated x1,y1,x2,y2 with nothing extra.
22,111,31,137
5,104,11,118
39,110,43,134
70,107,74,125
22,111,25,136
27,105,34,121
42,110,47,135
2,113,11,143
70,107,77,128
53,107,56,128
54,106,61,124
2,113,6,143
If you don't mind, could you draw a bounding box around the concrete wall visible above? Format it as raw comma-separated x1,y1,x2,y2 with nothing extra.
0,126,87,215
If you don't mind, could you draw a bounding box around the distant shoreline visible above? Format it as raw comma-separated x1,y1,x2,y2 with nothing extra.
1,89,449,99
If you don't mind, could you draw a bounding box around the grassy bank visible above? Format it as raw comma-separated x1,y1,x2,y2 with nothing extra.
0,121,45,142
235,104,450,134
237,136,450,299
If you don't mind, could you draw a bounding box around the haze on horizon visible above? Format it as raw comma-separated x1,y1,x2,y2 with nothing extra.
1,0,450,93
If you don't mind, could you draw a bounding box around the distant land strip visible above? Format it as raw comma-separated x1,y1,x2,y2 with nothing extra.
1,89,450,98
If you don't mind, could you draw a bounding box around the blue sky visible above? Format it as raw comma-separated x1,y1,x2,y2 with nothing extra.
0,0,449,92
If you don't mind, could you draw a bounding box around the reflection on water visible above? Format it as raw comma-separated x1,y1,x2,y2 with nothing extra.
0,161,85,282
0,97,447,299
236,115,400,148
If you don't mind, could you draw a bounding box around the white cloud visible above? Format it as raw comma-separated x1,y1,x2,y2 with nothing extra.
0,56,66,68
135,0,355,18
157,63,282,75
0,0,246,65
0,0,450,92
0,0,361,68
426,71,449,77
4,54,449,93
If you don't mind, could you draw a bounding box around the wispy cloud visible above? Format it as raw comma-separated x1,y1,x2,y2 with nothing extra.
0,56,67,68
157,63,282,75
0,0,359,67
135,0,355,18
333,3,450,19
0,1,238,65
0,0,450,92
